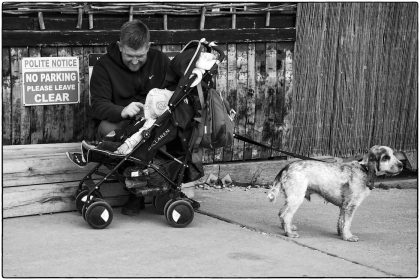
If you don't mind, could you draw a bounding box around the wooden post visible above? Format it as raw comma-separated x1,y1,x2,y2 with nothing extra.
89,13,94,29
76,7,83,29
231,7,236,29
266,3,271,27
200,6,206,30
163,14,168,30
38,12,45,30
129,5,133,21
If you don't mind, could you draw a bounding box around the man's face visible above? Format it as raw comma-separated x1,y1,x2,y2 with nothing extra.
118,42,149,72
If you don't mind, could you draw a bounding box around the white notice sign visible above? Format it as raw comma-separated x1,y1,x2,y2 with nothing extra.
22,57,80,106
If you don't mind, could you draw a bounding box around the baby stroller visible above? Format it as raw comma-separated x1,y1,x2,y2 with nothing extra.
73,38,226,229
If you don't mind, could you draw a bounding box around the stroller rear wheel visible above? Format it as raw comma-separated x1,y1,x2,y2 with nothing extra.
85,200,113,229
165,199,194,228
164,199,175,218
75,189,103,213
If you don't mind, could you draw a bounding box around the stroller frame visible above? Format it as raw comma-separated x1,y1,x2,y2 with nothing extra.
75,39,225,229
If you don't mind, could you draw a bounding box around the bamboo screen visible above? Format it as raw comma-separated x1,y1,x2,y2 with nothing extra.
289,3,417,157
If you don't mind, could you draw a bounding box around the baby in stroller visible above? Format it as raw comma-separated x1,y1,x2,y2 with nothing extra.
67,39,223,229
67,87,175,165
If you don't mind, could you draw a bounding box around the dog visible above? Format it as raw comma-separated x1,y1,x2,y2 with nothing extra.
267,145,403,242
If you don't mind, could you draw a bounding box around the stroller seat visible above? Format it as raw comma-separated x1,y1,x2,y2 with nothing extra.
73,38,225,229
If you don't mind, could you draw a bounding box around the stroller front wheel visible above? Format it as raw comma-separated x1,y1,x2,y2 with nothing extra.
75,189,103,213
165,200,194,228
85,200,113,229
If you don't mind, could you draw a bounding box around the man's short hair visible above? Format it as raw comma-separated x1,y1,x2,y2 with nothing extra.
120,20,150,49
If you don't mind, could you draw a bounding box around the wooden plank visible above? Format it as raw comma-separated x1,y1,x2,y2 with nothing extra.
271,42,285,157
2,48,12,145
10,47,29,145
263,42,277,158
271,42,294,157
19,46,32,144
40,47,60,142
72,46,86,141
3,142,81,158
28,47,45,144
3,14,296,32
214,43,228,162
224,43,237,161
244,43,256,159
282,42,294,152
3,181,129,218
3,143,99,187
253,43,267,158
82,46,97,141
3,28,296,47
233,43,248,161
58,47,75,142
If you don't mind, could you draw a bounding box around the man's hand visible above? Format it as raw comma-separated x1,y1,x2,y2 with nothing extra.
121,102,144,119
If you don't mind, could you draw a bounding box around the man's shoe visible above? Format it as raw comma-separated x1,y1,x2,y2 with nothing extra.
121,194,145,216
66,152,87,168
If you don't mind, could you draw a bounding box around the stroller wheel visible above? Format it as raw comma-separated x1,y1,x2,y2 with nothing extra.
81,197,104,220
165,200,194,228
81,197,100,220
75,189,102,213
164,199,175,219
153,192,171,215
85,200,113,229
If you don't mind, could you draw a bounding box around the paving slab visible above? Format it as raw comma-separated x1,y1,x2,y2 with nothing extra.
194,184,418,277
3,205,391,278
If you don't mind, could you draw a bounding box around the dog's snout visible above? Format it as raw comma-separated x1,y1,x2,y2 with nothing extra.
397,162,403,170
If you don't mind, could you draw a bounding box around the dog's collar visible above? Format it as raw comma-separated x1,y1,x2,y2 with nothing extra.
359,162,375,190
359,162,369,173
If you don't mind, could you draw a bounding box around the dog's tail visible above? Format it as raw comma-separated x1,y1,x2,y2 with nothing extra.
267,180,281,203
267,167,287,203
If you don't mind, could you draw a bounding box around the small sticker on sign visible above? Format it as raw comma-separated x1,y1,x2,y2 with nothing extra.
172,210,181,222
131,171,140,177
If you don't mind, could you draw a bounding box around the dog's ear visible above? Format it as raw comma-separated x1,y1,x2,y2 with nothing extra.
366,146,381,189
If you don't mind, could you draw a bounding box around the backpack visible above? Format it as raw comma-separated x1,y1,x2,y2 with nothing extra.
197,86,235,149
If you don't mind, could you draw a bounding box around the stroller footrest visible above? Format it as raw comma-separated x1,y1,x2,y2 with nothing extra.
128,185,170,197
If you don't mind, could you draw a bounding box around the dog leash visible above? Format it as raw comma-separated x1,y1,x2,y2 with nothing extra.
233,133,326,162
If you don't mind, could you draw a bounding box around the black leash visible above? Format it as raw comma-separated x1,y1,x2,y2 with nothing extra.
233,133,325,162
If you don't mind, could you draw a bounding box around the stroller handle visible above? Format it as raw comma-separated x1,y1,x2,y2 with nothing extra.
209,42,225,63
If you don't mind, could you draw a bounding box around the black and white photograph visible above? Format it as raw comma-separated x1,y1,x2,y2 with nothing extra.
2,1,418,278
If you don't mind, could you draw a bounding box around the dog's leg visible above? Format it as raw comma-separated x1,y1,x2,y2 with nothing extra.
278,204,297,231
341,203,359,242
337,208,344,236
281,194,305,238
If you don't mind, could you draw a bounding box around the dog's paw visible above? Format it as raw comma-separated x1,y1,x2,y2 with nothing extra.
267,192,276,202
286,231,299,238
343,235,359,242
291,224,298,231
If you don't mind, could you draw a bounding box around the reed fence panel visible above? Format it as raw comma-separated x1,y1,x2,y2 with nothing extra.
289,2,417,157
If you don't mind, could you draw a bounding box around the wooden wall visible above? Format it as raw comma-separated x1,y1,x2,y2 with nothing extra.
2,2,418,161
2,42,294,164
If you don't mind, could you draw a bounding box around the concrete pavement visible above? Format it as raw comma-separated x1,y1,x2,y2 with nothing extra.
2,179,418,277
